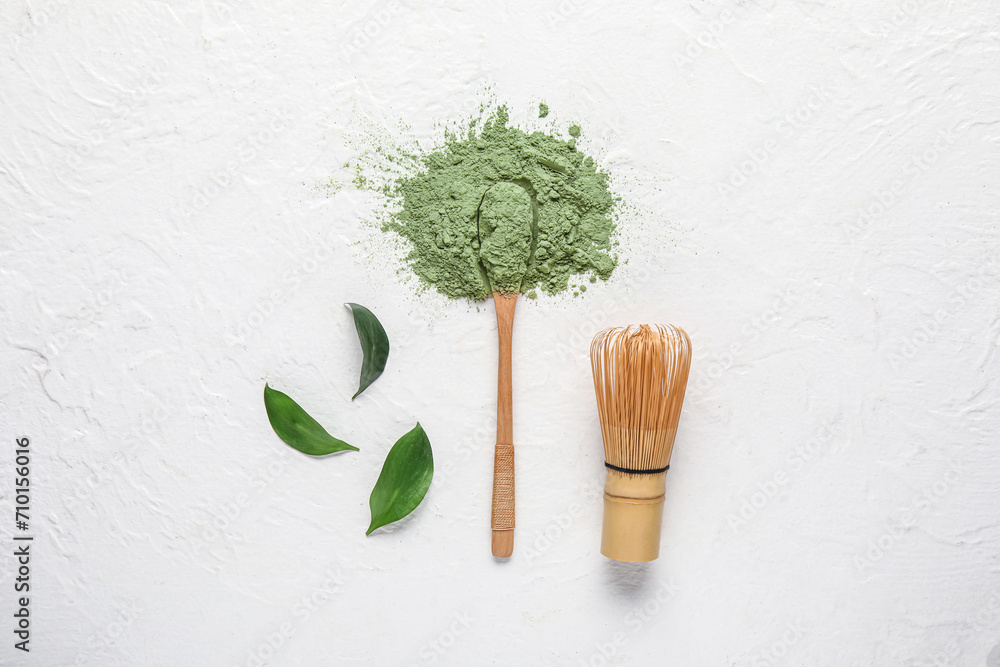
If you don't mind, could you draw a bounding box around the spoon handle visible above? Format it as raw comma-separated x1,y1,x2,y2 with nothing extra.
491,292,517,558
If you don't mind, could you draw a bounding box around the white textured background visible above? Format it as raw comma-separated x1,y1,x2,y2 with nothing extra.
2,1,999,665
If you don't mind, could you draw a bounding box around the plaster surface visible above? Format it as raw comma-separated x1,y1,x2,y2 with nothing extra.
2,1,999,665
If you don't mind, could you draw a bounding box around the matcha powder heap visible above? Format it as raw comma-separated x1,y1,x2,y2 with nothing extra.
380,106,619,301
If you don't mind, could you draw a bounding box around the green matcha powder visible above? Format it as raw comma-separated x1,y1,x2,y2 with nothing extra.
380,106,618,301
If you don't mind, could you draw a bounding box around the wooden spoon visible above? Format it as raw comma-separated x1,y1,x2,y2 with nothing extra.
477,182,533,558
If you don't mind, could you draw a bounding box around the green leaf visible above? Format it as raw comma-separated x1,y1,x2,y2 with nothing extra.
347,303,390,400
367,423,434,535
263,384,359,456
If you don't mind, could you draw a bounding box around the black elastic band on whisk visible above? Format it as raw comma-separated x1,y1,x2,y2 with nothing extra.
604,462,670,475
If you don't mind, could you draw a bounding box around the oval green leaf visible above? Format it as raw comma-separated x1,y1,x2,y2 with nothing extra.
367,423,433,535
347,303,390,400
264,384,359,456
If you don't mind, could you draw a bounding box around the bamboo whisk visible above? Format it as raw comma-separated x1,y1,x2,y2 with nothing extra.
590,324,692,562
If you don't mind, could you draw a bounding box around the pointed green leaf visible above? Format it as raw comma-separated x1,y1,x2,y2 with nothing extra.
346,303,390,400
367,423,433,535
264,384,359,456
